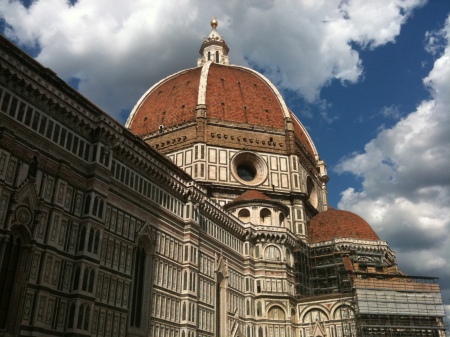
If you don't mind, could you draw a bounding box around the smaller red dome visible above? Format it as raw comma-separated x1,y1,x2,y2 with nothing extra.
232,190,272,202
308,208,379,243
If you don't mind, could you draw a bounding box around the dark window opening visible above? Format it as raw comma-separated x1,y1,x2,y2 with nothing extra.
130,247,146,327
237,165,256,181
0,234,22,328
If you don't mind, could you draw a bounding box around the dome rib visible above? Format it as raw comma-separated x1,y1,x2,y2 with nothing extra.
198,61,212,105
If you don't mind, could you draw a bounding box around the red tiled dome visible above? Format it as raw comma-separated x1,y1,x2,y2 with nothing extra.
127,68,202,136
126,62,316,157
308,208,380,243
224,189,289,214
232,190,272,202
204,65,285,128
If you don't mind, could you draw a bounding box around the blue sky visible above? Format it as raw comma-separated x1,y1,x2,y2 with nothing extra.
307,1,450,207
1,0,449,317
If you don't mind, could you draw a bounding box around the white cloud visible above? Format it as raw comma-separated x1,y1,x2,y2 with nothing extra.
337,14,450,310
0,0,425,120
380,105,402,119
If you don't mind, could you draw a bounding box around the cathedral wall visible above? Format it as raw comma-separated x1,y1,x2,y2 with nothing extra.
0,75,281,336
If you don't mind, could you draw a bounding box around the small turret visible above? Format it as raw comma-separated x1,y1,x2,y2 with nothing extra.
197,17,230,66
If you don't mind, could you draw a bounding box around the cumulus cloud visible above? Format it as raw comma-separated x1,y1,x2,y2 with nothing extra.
337,14,450,312
0,0,425,121
380,105,402,119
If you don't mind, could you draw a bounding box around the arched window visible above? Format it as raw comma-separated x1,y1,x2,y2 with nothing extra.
130,246,146,327
93,230,100,254
82,267,89,291
84,305,90,330
260,208,272,225
72,266,80,291
264,246,281,261
291,308,297,323
279,212,285,226
67,303,75,328
238,209,250,223
93,197,99,216
182,302,186,320
98,199,104,218
183,271,188,290
268,306,285,320
216,50,219,63
258,326,263,337
257,301,262,316
208,51,211,61
77,303,85,329
84,195,91,215
89,269,95,292
246,299,250,315
87,228,95,252
0,231,25,329
78,226,86,251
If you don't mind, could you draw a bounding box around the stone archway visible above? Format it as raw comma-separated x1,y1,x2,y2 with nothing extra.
129,222,156,335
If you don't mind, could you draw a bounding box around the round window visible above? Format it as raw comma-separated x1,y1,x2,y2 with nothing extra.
237,165,256,181
231,152,268,186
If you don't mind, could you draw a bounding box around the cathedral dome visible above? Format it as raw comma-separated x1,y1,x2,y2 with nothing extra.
125,18,318,160
126,62,316,157
308,208,380,243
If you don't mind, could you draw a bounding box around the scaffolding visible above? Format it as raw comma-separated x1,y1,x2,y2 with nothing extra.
353,273,447,337
293,242,352,298
293,244,447,337
293,240,311,298
293,242,357,337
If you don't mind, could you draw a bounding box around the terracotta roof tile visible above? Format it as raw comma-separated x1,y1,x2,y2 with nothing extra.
129,68,201,136
308,208,380,243
232,190,272,202
206,64,285,128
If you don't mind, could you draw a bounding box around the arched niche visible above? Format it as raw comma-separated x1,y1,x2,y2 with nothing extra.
268,305,286,320
238,208,251,223
260,208,272,225
264,245,281,261
302,308,328,324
